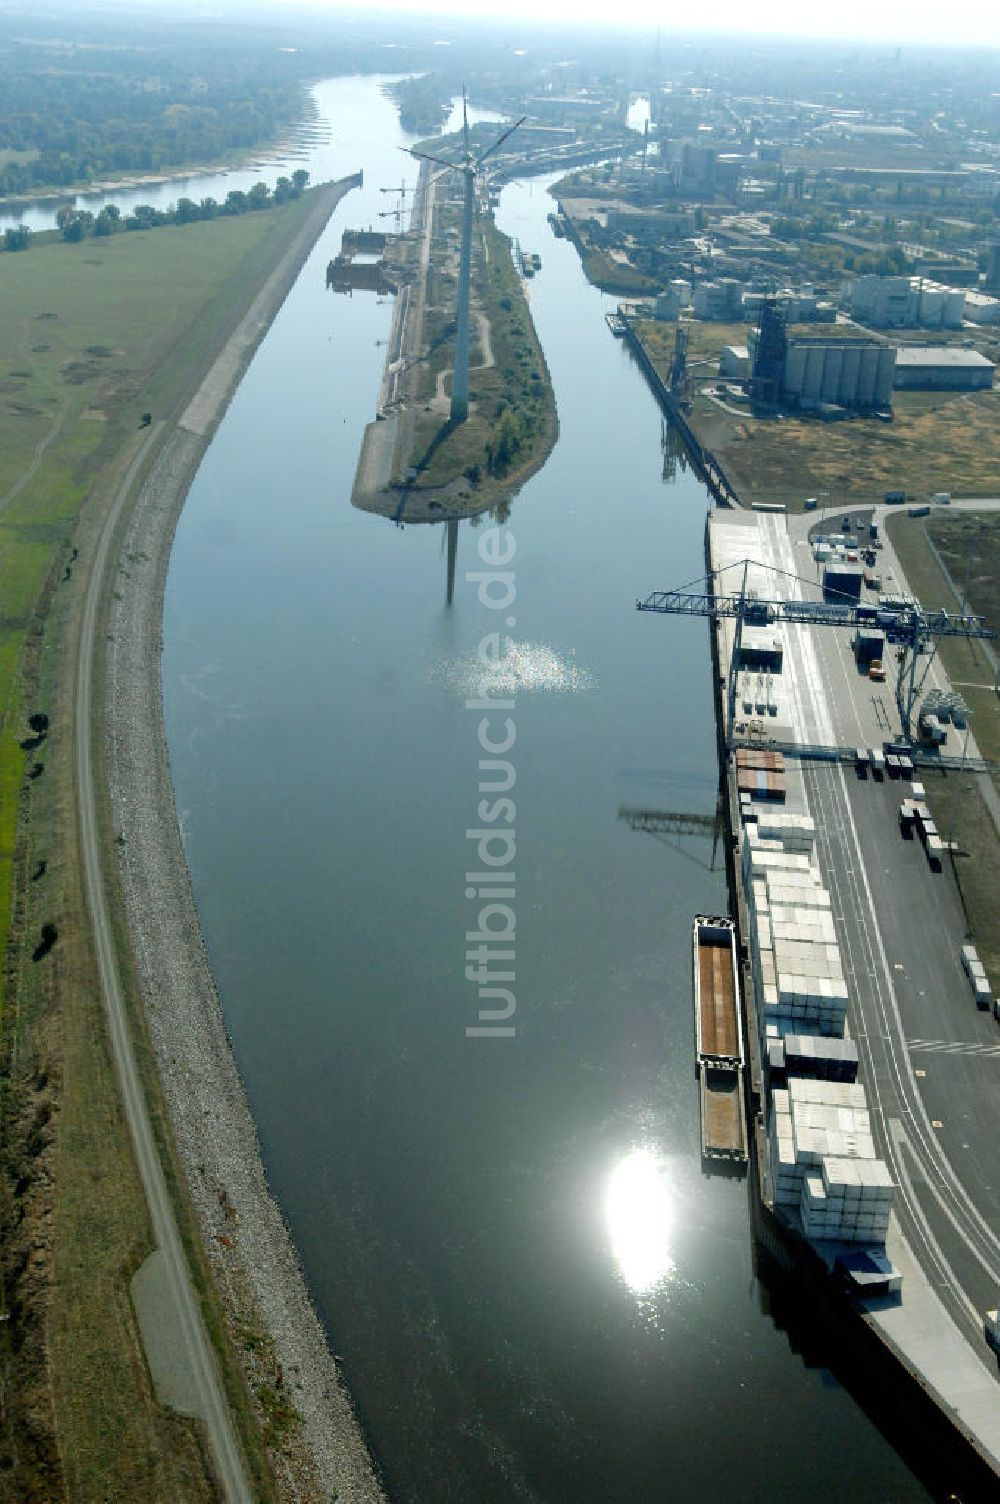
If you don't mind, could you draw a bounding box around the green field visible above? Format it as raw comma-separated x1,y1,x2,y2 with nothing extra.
0,207,315,976
0,198,318,1499
886,511,1000,973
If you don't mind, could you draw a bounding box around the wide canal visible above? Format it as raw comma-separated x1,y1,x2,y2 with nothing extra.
160,75,929,1502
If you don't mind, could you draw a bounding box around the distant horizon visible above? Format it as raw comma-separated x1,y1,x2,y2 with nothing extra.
225,0,1000,51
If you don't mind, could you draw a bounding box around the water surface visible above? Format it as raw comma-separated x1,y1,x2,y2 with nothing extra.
162,75,930,1504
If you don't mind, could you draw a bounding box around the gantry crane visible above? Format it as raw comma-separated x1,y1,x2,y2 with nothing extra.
637,558,995,750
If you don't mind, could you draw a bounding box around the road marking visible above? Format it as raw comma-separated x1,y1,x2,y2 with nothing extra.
908,1039,1000,1058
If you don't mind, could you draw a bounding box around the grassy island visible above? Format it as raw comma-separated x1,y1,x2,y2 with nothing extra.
352,167,558,523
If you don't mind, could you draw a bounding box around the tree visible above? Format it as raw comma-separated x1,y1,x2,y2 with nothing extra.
93,206,121,236
247,180,269,209
174,196,199,223
292,168,309,192
3,225,30,251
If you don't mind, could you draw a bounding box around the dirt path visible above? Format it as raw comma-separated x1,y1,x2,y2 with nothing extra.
77,420,250,1499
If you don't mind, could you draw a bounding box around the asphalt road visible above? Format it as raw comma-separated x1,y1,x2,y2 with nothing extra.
728,510,1000,1350
804,759,1000,1353
75,420,251,1502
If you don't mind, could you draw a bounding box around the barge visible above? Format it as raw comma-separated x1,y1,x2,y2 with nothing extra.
692,916,747,1165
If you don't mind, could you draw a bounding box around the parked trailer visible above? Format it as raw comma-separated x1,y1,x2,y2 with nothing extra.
961,943,981,977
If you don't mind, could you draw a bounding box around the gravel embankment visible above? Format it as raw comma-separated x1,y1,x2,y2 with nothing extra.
105,178,386,1504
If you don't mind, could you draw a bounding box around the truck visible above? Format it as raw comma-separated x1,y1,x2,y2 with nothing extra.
908,505,931,518
868,659,886,682
869,519,879,540
870,748,886,778
933,492,951,506
884,490,906,505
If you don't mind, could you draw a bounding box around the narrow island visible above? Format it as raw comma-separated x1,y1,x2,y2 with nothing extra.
349,144,559,524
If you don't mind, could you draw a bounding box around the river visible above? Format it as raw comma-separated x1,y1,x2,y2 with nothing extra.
158,76,929,1502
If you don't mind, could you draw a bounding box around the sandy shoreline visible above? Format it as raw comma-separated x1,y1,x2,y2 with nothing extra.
103,175,386,1502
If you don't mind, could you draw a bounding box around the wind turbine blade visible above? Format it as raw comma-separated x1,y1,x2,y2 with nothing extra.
403,146,461,171
475,116,527,167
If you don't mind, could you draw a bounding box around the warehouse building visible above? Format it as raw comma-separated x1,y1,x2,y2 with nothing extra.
892,346,995,391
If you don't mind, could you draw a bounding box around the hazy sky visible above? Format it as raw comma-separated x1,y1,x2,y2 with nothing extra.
268,0,1000,48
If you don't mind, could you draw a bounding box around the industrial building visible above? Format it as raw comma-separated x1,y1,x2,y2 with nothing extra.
604,206,697,239
677,142,716,193
986,242,1000,294
720,344,750,379
744,286,823,323
892,346,995,391
846,275,966,330
781,337,896,411
693,278,745,320
964,290,1000,326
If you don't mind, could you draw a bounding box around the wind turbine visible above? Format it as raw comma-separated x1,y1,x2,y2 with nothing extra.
407,92,525,424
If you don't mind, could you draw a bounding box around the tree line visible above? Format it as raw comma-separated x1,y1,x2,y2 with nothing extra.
2,171,309,252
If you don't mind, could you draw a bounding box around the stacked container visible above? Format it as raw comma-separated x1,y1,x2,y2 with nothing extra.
783,1033,859,1083
800,1158,894,1243
754,812,815,853
768,1081,894,1244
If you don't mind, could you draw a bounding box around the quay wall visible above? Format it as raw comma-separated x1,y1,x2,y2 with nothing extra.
704,511,1000,1504
624,322,742,507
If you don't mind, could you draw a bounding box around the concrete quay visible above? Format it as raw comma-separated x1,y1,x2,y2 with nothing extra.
706,505,1000,1493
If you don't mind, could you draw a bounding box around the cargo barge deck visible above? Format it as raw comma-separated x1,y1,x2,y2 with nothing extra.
692,916,747,1164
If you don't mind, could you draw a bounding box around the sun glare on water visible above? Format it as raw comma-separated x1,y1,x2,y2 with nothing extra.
433,639,596,697
606,1148,676,1295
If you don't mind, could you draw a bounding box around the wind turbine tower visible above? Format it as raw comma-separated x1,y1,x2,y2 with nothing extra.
408,93,524,424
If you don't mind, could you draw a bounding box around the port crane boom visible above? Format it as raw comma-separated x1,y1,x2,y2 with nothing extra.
637,559,995,747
